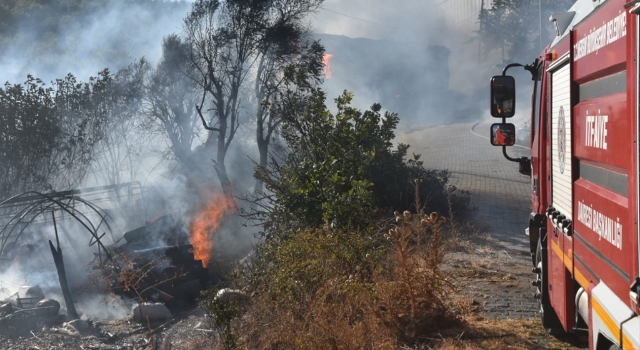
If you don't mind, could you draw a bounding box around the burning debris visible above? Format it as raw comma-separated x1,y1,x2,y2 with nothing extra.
189,192,236,268
0,288,62,339
0,182,235,343
105,214,209,306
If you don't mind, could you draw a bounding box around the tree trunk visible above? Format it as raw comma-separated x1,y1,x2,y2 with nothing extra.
216,122,233,198
214,163,233,198
254,136,268,196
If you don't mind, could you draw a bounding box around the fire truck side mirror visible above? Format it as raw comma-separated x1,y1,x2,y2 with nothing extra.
490,75,516,118
490,123,516,146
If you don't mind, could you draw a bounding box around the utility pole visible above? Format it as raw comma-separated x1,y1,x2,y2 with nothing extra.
480,0,485,60
539,0,543,52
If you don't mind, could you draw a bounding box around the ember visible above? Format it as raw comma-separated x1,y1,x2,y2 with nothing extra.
189,193,235,267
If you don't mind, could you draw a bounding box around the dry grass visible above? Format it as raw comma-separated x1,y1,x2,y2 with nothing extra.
429,316,585,350
216,199,464,349
200,184,585,349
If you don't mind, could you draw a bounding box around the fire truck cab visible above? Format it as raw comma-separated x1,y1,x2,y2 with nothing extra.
490,0,640,348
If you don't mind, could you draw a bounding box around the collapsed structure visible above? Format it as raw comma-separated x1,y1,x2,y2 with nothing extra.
0,182,209,322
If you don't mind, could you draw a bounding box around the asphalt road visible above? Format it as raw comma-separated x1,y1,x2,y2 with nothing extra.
397,119,539,319
398,119,531,252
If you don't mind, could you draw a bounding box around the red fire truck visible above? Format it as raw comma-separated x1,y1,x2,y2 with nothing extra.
491,0,640,348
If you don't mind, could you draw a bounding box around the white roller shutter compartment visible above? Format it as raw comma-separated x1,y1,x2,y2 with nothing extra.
550,63,572,221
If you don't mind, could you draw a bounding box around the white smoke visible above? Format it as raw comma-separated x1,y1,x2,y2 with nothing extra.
312,0,490,96
0,0,190,85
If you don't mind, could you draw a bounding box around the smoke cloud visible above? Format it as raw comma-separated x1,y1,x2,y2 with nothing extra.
311,0,534,128
309,0,493,129
0,0,190,85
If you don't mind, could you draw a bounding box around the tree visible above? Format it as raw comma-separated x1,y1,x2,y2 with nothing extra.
0,76,58,197
50,73,105,190
253,37,324,195
144,35,210,185
88,63,149,186
477,0,573,62
0,73,112,198
182,0,324,197
251,0,324,195
182,0,258,197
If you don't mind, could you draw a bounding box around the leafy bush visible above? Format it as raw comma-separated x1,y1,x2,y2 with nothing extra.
239,227,386,308
253,90,470,235
201,289,239,350
372,151,470,219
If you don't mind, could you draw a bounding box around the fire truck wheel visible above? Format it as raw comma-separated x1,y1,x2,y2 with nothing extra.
536,237,565,335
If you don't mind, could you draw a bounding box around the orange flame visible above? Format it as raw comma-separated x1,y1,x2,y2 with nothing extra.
323,53,333,78
189,193,235,267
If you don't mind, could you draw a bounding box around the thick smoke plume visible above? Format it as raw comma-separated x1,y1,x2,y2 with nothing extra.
0,0,190,84
0,0,543,320
312,0,534,128
310,0,494,128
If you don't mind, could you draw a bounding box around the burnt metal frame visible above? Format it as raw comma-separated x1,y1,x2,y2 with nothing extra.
0,182,147,270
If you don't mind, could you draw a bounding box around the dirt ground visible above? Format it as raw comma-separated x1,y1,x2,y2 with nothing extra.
0,306,210,349
441,232,588,350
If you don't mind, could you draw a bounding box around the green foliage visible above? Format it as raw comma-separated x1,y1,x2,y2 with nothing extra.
254,90,470,233
201,289,239,350
370,145,470,217
259,90,391,229
240,228,386,306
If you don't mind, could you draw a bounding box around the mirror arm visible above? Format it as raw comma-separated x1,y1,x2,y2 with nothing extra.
502,144,520,162
502,63,523,76
499,116,530,175
502,60,538,80
502,145,531,175
498,60,537,174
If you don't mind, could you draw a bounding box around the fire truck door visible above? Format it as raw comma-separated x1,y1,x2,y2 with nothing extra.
548,57,573,327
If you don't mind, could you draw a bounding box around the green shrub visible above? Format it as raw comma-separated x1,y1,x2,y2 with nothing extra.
239,227,386,307
201,289,239,350
254,89,470,235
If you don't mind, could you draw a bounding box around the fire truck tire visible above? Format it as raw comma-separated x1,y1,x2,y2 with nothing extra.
536,237,565,335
